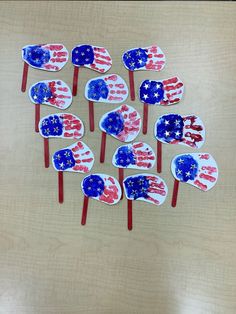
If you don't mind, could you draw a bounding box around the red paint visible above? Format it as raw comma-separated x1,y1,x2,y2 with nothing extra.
72,142,84,152
81,196,89,225
72,165,89,172
72,66,79,96
48,44,63,50
171,179,179,207
157,140,162,173
99,184,119,204
147,196,160,205
44,64,59,70
21,62,28,92
133,143,143,149
200,154,210,160
44,138,49,168
89,101,94,132
184,116,203,131
127,200,133,231
108,84,113,88
201,166,217,175
149,46,158,53
53,51,67,57
128,70,135,101
108,96,123,101
118,168,124,200
81,158,93,163
142,103,148,134
58,171,63,203
35,104,40,133
94,47,106,53
163,77,178,85
94,52,111,61
94,58,112,66
100,131,106,163
115,84,124,88
50,57,67,63
199,173,216,182
58,87,68,92
136,161,152,168
185,132,203,144
194,179,207,191
105,74,117,81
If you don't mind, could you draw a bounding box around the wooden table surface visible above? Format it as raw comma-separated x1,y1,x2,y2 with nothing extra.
0,1,236,313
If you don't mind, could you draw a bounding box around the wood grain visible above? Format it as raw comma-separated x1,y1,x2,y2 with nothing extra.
0,1,236,313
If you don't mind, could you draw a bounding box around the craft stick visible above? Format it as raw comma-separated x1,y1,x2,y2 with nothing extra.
171,179,179,207
100,131,107,163
128,70,135,101
44,138,49,168
21,62,29,92
35,104,40,133
81,196,89,225
127,199,133,231
58,171,64,204
142,103,148,134
157,140,162,173
72,66,79,96
118,168,124,199
89,101,94,132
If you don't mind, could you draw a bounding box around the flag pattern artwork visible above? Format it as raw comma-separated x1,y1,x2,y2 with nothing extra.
171,153,218,191
99,104,141,142
85,74,128,103
52,141,94,173
72,45,112,73
22,44,68,71
122,45,166,71
39,113,84,139
29,80,72,109
123,174,168,205
81,173,121,205
155,114,205,149
139,77,184,106
112,142,156,170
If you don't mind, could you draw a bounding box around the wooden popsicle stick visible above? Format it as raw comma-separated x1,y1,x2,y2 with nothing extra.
21,62,29,92
58,171,64,204
100,131,107,163
157,140,162,173
72,66,79,96
88,101,94,132
81,196,89,225
142,103,149,134
128,70,135,101
171,179,179,207
44,138,49,168
127,199,133,231
118,168,124,200
35,104,40,133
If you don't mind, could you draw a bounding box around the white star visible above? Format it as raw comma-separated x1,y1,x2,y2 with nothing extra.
175,120,180,126
127,180,133,187
156,83,161,89
141,187,146,193
98,180,103,184
129,61,135,67
45,128,50,134
53,127,59,133
109,118,113,122
125,52,131,58
138,179,144,185
97,188,101,192
190,164,197,170
120,159,124,163
88,187,91,190
138,59,143,65
64,151,70,157
81,52,85,56
178,158,184,164
126,158,130,163
144,83,149,90
89,178,93,182
59,162,64,169
85,58,89,62
42,120,48,126
164,120,169,126
67,160,73,166
175,131,181,137
131,189,138,195
86,48,90,52
143,94,149,100
56,154,61,160
164,130,170,137
33,95,38,100
154,92,159,98
177,169,182,175
75,50,78,54
136,50,142,56
75,58,79,62
51,117,57,124
43,96,48,101
185,171,191,177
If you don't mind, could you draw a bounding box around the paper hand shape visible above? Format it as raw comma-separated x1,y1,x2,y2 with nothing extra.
29,80,72,109
72,45,112,73
155,114,205,149
81,173,121,205
122,45,165,72
99,104,141,142
112,142,155,170
85,74,128,103
171,153,218,191
52,141,94,173
22,44,68,71
123,174,168,205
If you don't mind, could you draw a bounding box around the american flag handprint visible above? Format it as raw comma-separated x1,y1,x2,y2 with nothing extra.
122,45,166,72
29,80,72,109
155,114,205,148
72,44,112,73
139,77,184,106
52,141,94,173
123,174,168,205
99,104,141,142
81,173,121,205
39,113,84,139
22,44,68,71
171,153,218,191
85,74,128,103
112,142,156,170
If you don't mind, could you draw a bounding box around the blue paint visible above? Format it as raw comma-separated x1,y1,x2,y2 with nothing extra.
87,79,108,101
101,112,124,136
82,175,105,197
174,155,198,182
40,115,63,137
53,149,75,171
114,146,135,167
30,82,53,103
156,114,184,143
139,80,164,104
72,45,94,66
122,48,148,70
23,45,50,68
123,175,150,200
